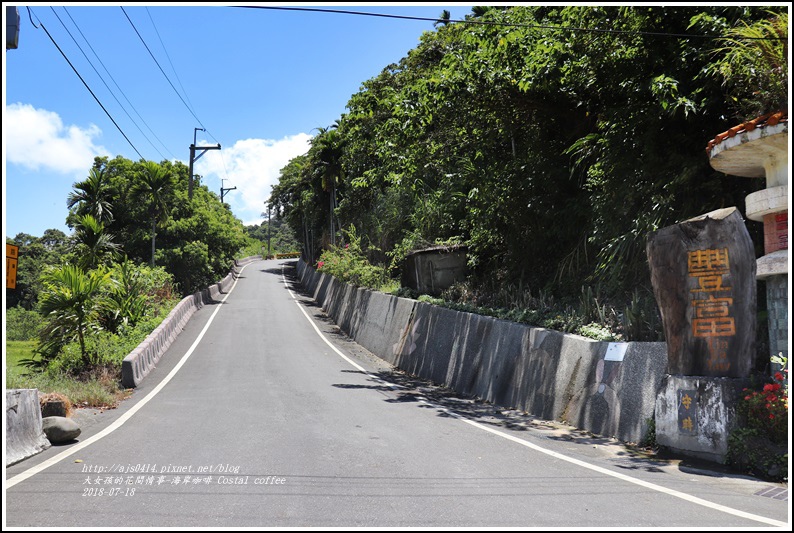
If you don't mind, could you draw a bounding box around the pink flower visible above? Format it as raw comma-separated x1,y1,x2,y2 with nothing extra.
317,261,324,269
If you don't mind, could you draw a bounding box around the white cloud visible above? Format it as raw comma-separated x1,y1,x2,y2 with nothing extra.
4,103,111,174
194,133,312,226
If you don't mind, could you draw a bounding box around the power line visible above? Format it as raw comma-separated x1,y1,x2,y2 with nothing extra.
53,7,169,162
145,7,197,120
142,6,228,179
63,7,177,161
121,6,225,155
120,6,208,132
27,7,144,160
235,5,788,41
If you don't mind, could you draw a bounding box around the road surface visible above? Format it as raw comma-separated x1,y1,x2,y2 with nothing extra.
4,259,789,527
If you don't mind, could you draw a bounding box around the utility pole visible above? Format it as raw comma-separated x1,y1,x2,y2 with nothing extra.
220,178,236,203
267,203,272,259
188,127,220,200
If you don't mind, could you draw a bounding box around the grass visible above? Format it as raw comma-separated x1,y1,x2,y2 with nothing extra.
5,340,131,409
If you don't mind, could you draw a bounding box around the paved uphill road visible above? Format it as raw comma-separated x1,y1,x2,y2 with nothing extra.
4,259,789,528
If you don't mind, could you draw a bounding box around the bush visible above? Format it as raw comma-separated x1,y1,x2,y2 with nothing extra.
726,355,789,481
5,306,44,341
737,364,788,444
726,428,788,482
576,322,622,342
237,236,264,259
316,226,393,290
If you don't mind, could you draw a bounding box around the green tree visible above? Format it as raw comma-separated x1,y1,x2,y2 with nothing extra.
72,213,121,270
311,126,345,245
6,230,71,310
36,264,112,367
703,10,788,119
131,161,174,267
100,257,150,333
66,166,114,227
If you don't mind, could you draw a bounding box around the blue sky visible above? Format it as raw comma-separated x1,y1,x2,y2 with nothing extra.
3,3,475,239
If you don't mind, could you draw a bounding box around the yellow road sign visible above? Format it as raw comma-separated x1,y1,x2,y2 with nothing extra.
6,243,19,289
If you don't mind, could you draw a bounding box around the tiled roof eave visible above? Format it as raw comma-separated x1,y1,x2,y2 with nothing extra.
706,110,789,155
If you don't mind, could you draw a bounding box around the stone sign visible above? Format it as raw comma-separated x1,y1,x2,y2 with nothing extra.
647,207,756,378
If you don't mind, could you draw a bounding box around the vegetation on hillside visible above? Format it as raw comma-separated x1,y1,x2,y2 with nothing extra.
270,5,787,343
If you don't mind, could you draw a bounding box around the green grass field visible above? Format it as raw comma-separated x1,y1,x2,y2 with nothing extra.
6,340,130,408
5,340,37,383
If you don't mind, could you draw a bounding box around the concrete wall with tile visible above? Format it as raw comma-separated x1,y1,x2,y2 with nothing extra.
765,275,789,361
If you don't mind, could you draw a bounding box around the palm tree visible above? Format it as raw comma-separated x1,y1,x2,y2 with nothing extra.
131,161,174,267
73,213,121,270
67,167,113,226
37,264,112,367
311,127,345,245
435,10,451,27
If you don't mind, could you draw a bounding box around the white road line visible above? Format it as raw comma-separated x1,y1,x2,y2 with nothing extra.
282,267,367,373
6,263,253,489
284,265,788,528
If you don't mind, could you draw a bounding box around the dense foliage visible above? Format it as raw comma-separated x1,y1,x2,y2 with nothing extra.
79,156,249,295
727,354,789,481
245,214,301,256
6,155,253,383
271,6,785,320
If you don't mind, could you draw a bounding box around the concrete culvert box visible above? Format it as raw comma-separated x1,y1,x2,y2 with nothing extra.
401,245,468,296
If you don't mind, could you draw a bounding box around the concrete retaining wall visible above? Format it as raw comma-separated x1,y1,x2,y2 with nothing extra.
297,259,668,445
6,389,50,466
121,256,260,388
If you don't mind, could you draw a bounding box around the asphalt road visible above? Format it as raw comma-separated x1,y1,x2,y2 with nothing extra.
4,259,790,528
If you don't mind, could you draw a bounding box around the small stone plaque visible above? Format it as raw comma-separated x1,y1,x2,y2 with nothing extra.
678,389,698,435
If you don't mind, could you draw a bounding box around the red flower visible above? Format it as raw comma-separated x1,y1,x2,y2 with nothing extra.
769,414,775,419
317,261,325,269
774,372,784,382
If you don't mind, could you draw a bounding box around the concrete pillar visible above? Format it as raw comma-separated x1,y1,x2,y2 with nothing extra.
707,111,788,364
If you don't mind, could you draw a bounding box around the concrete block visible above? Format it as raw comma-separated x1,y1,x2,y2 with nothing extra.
655,375,748,463
6,389,50,467
565,341,668,444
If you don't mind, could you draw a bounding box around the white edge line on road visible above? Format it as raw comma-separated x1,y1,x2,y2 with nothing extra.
283,266,788,529
6,263,254,489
